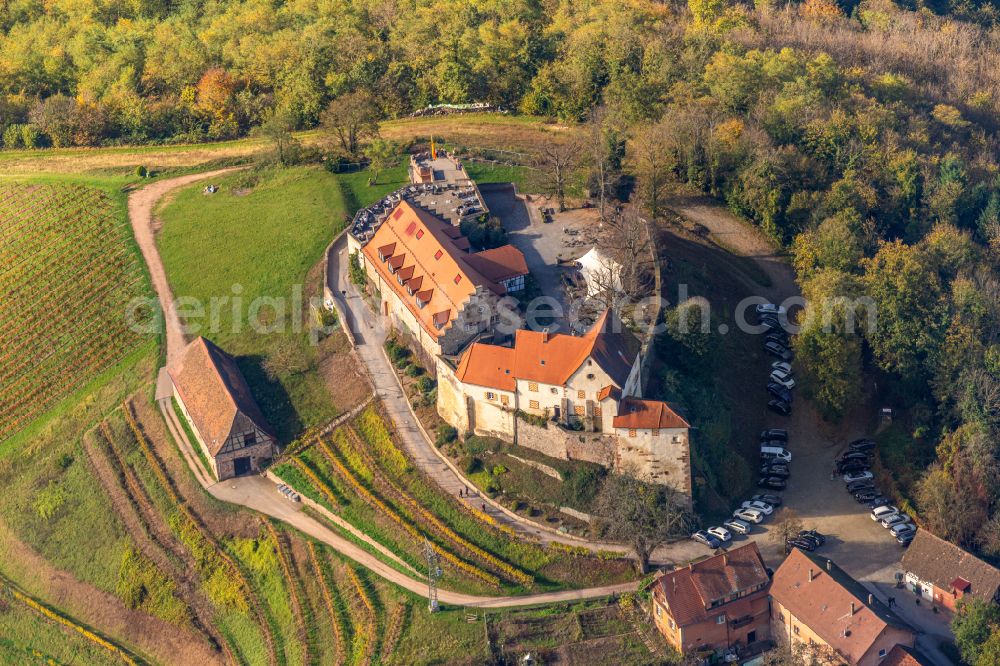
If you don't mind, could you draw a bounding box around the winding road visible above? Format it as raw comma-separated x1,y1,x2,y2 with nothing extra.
129,170,640,608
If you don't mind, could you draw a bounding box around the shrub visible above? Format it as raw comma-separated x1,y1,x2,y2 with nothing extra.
2,124,22,148
416,377,436,394
436,425,458,447
135,165,148,177
348,251,367,286
463,456,481,475
405,363,423,378
492,465,508,475
33,480,67,520
56,453,74,470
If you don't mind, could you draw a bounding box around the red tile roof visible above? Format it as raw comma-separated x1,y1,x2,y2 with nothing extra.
363,200,522,340
770,549,913,665
652,543,770,626
168,337,274,456
465,245,529,282
454,309,640,390
613,398,689,430
881,645,934,666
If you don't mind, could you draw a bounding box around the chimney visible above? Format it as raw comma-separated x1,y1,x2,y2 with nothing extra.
542,327,550,343
850,602,856,616
827,559,832,571
808,568,814,582
868,594,874,606
723,554,729,566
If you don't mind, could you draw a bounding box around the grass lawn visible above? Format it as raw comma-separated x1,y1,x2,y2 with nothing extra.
157,165,348,440
0,600,124,666
335,158,409,212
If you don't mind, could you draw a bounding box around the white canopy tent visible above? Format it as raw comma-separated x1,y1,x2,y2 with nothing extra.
578,247,622,298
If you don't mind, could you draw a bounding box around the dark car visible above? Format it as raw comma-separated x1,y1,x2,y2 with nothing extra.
855,490,880,503
799,529,826,545
838,460,871,475
897,531,916,547
768,383,793,403
761,318,783,332
764,341,793,361
838,451,871,463
849,438,877,452
768,400,792,416
846,478,875,491
786,537,816,552
766,332,790,347
761,439,788,450
868,497,892,509
752,493,783,506
691,530,721,549
760,429,788,442
758,476,787,490
760,465,790,479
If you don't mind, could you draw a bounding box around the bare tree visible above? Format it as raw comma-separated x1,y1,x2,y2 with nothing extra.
769,508,804,554
602,207,653,302
593,472,693,573
585,106,624,219
630,121,675,220
535,139,582,212
320,91,380,155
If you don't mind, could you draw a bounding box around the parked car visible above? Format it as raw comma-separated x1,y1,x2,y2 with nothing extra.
786,537,817,552
760,316,783,330
849,438,877,452
769,373,796,390
771,361,793,375
855,490,880,503
897,531,916,547
890,523,917,538
758,476,787,490
741,500,775,515
724,518,752,535
799,529,826,545
691,530,721,549
846,479,875,493
838,451,871,463
733,507,765,523
707,526,732,544
764,341,793,361
766,332,790,347
752,493,783,506
868,497,892,509
768,400,792,416
761,439,789,450
872,505,900,521
760,429,788,442
838,460,871,474
880,513,911,529
843,470,874,484
767,382,793,401
760,446,792,463
794,534,823,550
760,464,790,479
756,303,787,316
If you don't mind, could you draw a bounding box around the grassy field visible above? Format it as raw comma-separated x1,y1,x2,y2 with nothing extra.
0,114,571,178
157,165,348,440
0,182,156,443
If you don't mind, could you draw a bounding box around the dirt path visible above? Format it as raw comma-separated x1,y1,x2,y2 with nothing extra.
127,168,244,367
0,518,221,665
666,194,796,299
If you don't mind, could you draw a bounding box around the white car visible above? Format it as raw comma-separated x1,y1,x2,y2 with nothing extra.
733,508,765,524
769,373,796,390
771,361,792,375
707,526,732,543
890,522,917,537
723,518,751,535
871,505,899,521
880,513,911,529
741,500,774,516
843,470,874,484
756,303,787,316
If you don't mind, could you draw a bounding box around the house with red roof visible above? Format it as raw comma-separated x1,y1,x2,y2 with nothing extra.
437,309,691,491
353,199,528,359
649,543,772,660
168,337,277,480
